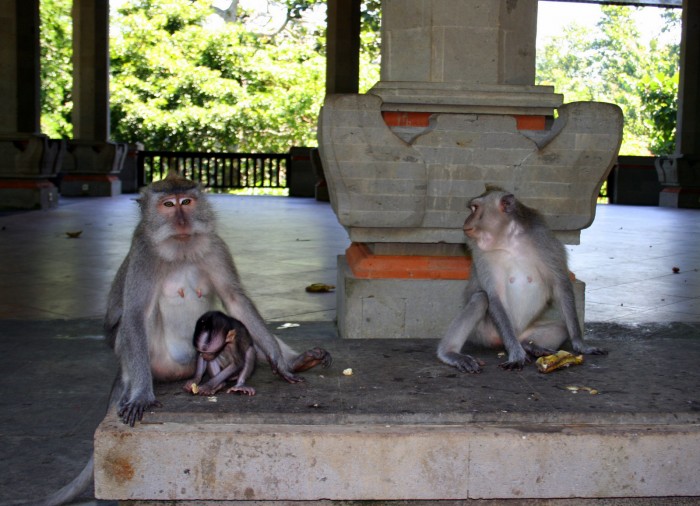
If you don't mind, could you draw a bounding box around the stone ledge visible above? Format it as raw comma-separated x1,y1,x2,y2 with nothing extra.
95,416,700,501
94,327,700,502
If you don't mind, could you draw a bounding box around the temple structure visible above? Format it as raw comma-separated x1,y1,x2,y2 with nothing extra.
319,0,623,339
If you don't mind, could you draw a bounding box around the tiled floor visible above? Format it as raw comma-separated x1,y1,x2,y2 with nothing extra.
0,194,699,505
0,194,698,325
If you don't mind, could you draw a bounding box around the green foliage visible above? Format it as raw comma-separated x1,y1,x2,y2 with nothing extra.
40,0,73,138
40,0,380,151
110,0,327,152
536,6,680,156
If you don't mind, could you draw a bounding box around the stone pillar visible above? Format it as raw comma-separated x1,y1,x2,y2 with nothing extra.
62,0,125,197
656,0,700,208
325,0,361,94
319,0,623,339
0,0,60,209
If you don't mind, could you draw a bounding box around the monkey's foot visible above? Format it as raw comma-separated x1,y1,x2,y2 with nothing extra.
573,343,608,356
440,351,485,373
498,357,530,370
522,341,556,358
291,347,333,372
118,398,162,427
226,385,256,396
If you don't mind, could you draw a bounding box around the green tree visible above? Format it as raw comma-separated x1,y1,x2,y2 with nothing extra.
40,0,73,138
110,0,328,152
536,6,680,156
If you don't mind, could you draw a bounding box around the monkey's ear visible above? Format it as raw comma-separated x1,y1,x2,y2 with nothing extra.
225,329,237,343
499,194,517,214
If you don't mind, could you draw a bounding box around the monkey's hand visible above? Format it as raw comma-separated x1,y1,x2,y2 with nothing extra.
183,380,198,394
572,343,608,356
227,385,256,396
268,357,305,383
290,347,333,372
498,341,531,370
439,351,485,373
118,395,162,427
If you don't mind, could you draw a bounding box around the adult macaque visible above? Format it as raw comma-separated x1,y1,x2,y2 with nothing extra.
184,311,257,396
106,172,331,426
38,173,331,506
437,188,606,373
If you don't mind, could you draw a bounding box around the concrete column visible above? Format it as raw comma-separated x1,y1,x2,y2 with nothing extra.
380,0,537,86
72,0,109,142
0,0,60,209
325,0,361,94
319,0,623,339
656,0,700,208
63,0,125,197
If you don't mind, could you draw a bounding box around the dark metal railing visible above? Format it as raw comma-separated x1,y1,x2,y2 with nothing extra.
137,150,290,189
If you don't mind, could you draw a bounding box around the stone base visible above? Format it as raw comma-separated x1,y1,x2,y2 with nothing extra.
659,187,700,209
60,174,122,197
337,255,585,340
0,179,58,210
95,413,699,502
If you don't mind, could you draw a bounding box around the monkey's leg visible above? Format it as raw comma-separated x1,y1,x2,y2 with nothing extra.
553,277,607,356
289,347,332,372
520,321,567,357
438,291,489,373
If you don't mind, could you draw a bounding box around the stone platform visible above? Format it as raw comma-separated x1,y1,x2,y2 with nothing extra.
92,322,700,502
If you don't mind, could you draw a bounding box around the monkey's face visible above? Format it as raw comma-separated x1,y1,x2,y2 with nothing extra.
156,194,197,239
463,191,514,251
195,331,226,361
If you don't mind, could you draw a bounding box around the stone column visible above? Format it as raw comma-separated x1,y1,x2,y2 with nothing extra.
61,0,126,197
0,0,60,209
319,0,623,339
325,0,361,94
656,0,700,208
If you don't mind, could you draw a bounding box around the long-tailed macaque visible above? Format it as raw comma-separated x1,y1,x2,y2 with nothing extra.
438,188,606,373
107,172,331,425
37,172,331,506
184,311,257,396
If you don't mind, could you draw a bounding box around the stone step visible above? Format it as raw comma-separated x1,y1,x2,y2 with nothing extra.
93,326,700,502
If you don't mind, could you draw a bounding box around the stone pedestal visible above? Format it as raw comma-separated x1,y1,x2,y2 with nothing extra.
318,0,623,340
656,155,700,209
0,134,63,209
337,254,585,340
60,140,127,196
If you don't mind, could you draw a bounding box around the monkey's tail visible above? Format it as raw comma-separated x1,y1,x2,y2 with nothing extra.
32,456,95,506
8,374,124,506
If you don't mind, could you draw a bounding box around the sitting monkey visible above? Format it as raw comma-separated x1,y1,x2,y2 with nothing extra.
184,311,257,396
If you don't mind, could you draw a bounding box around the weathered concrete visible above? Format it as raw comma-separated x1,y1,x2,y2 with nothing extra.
380,0,537,86
93,322,700,502
319,94,623,244
336,254,586,339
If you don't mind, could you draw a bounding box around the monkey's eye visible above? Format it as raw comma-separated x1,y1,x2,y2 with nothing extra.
180,198,192,206
162,199,176,208
469,205,478,213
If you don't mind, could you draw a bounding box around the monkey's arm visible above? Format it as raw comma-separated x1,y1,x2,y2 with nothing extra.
113,240,161,426
437,290,488,373
227,346,256,396
183,355,208,393
104,257,128,347
555,276,607,356
196,361,239,395
206,238,302,383
486,295,528,369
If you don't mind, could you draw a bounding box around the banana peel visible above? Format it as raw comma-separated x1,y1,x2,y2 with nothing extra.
535,350,583,373
305,283,335,293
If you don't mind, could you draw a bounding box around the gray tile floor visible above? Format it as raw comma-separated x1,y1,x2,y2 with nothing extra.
0,194,698,325
0,194,699,504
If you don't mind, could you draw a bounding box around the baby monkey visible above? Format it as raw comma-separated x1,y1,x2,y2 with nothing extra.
184,311,257,396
